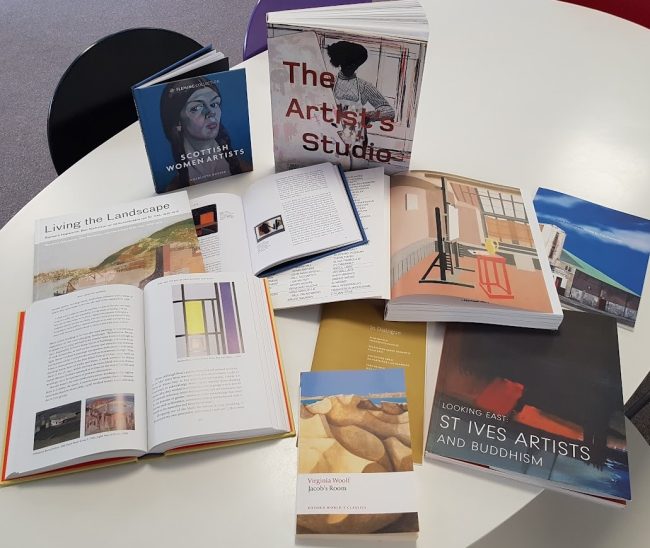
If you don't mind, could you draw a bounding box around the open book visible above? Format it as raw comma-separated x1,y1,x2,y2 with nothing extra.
191,165,388,309
385,171,563,329
2,272,293,483
32,192,205,301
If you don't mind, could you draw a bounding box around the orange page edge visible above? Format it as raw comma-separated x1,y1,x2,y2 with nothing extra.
1,311,25,483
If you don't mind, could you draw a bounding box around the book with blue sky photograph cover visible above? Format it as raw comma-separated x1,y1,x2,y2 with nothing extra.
534,188,650,328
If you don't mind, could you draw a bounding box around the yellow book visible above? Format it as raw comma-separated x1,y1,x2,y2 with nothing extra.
311,300,427,463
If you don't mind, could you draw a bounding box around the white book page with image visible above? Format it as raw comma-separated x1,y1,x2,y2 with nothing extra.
242,163,363,275
190,193,253,273
142,272,284,453
267,167,389,308
5,285,148,479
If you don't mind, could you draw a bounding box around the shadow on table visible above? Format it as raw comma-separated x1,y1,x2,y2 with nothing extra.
472,418,650,548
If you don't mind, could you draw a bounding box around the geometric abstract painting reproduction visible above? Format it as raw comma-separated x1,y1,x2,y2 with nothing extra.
173,282,245,359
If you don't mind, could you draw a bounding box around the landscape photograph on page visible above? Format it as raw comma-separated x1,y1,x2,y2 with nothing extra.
267,24,426,174
535,188,650,328
84,393,136,436
33,194,204,301
390,171,553,313
297,369,418,536
425,313,631,503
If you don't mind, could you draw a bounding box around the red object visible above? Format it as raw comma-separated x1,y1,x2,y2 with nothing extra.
476,254,514,299
199,212,214,226
475,378,525,415
560,1,650,29
516,405,583,440
2,312,25,481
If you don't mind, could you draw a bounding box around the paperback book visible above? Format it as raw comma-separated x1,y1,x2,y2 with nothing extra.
534,187,650,329
424,311,631,506
311,300,428,462
385,170,563,329
3,272,294,483
191,165,389,308
132,45,253,193
33,192,205,301
297,369,418,537
267,0,428,175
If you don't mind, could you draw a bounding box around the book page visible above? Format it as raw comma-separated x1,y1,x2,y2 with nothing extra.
4,286,148,479
142,272,288,452
389,171,555,313
242,163,363,275
267,167,389,308
33,192,204,301
190,193,253,273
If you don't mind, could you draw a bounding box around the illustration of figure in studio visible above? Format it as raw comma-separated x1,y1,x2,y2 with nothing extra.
326,40,395,168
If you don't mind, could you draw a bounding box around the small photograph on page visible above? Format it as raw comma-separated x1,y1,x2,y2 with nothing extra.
172,282,245,359
254,215,285,242
33,401,82,450
192,204,219,237
85,393,135,436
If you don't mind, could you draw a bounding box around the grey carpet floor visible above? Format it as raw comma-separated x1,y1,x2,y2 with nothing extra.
0,0,258,228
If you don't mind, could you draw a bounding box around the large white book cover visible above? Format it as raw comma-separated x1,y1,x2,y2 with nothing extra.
267,1,428,175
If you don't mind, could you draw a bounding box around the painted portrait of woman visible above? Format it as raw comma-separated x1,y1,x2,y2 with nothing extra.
159,76,247,191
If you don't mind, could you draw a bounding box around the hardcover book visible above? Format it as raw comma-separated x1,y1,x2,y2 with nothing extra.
311,300,428,462
33,192,205,301
132,45,253,193
534,187,650,329
297,369,418,537
185,162,367,279
385,170,563,329
190,165,389,307
3,272,294,484
424,311,631,506
267,0,428,175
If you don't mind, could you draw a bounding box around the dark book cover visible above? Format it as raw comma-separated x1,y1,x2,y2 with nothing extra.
134,68,253,193
425,311,631,503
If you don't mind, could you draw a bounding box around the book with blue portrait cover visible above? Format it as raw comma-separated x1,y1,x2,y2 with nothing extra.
132,45,253,193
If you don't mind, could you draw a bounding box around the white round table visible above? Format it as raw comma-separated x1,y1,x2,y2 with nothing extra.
0,1,648,546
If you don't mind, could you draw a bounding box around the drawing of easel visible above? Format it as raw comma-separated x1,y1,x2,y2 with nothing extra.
419,177,474,287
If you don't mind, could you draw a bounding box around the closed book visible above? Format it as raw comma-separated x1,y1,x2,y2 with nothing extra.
297,369,419,537
132,45,253,193
424,311,631,506
267,0,428,175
